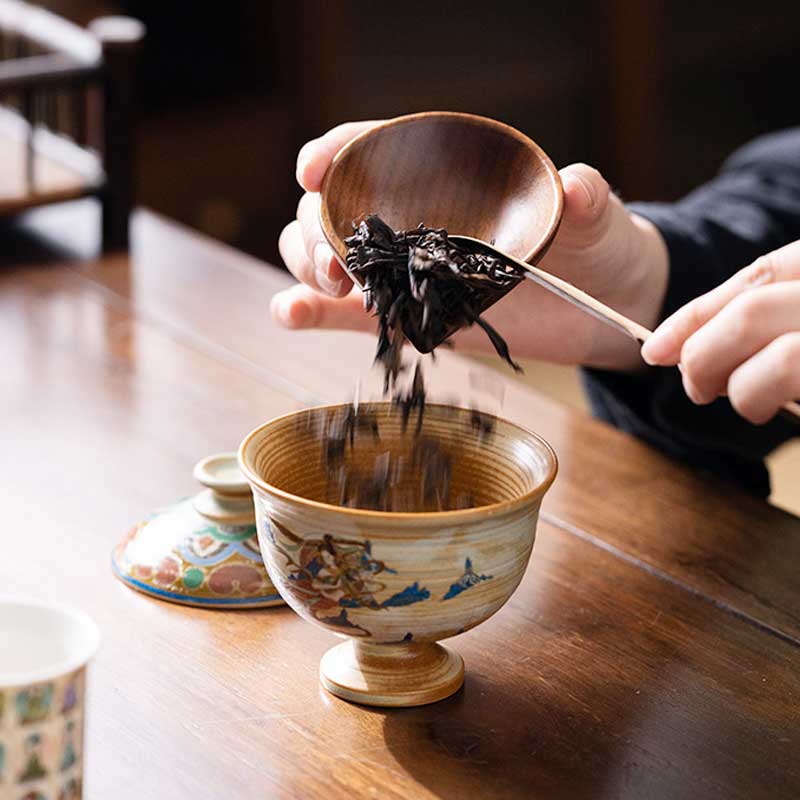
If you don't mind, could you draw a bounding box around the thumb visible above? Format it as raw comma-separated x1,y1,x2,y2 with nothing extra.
297,120,381,192
558,163,611,230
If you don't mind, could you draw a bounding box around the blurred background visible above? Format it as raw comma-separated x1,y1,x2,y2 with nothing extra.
34,0,800,263
10,0,800,511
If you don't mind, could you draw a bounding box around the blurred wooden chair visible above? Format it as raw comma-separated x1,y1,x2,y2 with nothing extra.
0,0,143,249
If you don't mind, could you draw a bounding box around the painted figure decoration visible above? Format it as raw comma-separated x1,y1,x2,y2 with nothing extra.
16,685,53,726
60,720,78,772
19,733,48,783
269,519,431,636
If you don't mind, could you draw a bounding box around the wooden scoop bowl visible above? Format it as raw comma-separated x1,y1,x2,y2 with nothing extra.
319,111,564,350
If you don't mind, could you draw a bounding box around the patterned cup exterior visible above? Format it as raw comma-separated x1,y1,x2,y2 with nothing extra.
252,491,542,643
240,404,557,645
0,667,86,799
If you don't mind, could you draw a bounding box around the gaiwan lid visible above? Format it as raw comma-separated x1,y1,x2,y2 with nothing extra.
112,453,283,608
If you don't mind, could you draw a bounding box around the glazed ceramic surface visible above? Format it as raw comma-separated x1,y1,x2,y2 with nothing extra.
239,404,557,706
112,453,283,609
0,599,99,800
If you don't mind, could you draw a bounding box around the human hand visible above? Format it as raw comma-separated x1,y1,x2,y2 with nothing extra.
273,119,670,371
641,240,800,424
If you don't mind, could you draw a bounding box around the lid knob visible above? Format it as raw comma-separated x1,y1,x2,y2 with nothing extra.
191,453,254,525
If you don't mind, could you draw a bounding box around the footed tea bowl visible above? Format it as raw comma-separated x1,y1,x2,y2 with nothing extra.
238,403,557,707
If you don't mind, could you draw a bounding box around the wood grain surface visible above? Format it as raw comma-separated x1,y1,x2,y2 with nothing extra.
3,204,800,799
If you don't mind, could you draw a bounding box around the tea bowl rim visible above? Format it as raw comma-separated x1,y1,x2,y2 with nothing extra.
237,402,558,522
319,110,565,265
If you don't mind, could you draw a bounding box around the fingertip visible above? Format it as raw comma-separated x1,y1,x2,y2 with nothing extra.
640,342,658,366
297,136,335,192
302,160,326,193
326,258,353,295
270,293,290,327
641,317,684,366
641,335,670,366
296,141,323,191
743,407,773,426
311,242,348,288
562,171,594,213
271,291,312,329
682,374,707,405
295,148,311,190
299,120,381,192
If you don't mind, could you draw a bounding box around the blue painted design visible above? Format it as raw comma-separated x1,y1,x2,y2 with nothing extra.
403,632,413,641
380,582,430,607
306,556,324,578
360,550,396,575
318,609,370,636
338,583,428,608
177,539,263,567
443,558,493,600
263,517,278,546
110,559,282,606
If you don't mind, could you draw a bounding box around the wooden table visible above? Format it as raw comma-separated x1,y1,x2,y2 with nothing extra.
3,203,799,800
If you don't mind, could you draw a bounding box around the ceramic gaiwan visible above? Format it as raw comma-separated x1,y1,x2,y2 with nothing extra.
112,453,283,608
239,404,557,707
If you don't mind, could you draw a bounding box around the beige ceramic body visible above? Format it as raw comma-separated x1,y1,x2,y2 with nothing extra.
239,404,557,706
0,668,87,798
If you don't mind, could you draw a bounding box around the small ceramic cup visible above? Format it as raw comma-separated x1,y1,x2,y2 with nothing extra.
239,403,557,707
0,598,100,800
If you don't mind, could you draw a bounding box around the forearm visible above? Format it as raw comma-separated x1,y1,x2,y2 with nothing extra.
578,211,668,372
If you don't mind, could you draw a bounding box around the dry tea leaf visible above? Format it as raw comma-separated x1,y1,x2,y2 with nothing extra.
314,215,523,512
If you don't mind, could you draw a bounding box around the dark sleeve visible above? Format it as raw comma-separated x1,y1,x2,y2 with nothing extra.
582,128,800,496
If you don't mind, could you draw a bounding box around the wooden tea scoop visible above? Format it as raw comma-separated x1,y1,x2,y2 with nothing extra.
450,234,800,421
318,112,564,352
449,234,651,343
317,112,799,421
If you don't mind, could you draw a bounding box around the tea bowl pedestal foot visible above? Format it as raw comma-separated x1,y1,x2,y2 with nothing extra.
320,640,464,707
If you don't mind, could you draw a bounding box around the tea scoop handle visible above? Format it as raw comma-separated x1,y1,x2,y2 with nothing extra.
520,263,800,421
449,234,800,422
